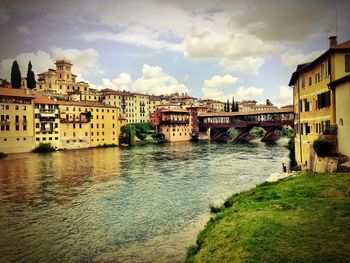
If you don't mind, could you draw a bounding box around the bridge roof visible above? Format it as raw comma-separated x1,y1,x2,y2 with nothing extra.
198,107,293,118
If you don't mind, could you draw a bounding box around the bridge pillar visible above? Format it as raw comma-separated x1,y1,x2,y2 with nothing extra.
210,127,231,142
261,126,280,142
234,127,254,142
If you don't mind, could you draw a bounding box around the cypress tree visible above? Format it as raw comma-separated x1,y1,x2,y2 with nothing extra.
226,98,230,112
11,60,22,88
27,61,36,89
235,102,239,112
231,96,235,112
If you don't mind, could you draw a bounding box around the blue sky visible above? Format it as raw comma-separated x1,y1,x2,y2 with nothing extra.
0,0,349,106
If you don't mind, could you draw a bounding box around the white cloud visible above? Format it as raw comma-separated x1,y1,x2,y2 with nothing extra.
0,7,10,24
219,57,265,74
83,30,183,52
202,74,239,101
0,50,54,80
234,86,264,100
281,48,325,69
272,85,293,107
50,47,102,80
17,25,31,35
0,48,101,82
93,64,189,96
24,39,32,44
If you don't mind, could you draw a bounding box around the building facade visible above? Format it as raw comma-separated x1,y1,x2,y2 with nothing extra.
0,88,35,153
151,108,192,142
289,37,350,167
33,96,60,149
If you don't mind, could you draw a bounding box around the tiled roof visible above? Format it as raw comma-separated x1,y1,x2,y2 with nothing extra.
0,88,35,98
34,96,60,105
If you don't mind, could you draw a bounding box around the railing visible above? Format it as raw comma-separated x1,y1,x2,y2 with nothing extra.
39,117,56,123
323,125,337,135
40,108,56,113
161,119,190,125
60,118,90,123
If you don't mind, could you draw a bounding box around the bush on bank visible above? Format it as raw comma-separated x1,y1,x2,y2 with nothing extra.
32,143,56,153
185,172,350,262
0,152,7,159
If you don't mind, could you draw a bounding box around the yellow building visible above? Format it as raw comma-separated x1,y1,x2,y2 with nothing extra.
58,101,119,149
0,88,35,153
149,95,162,116
200,99,225,112
102,89,150,124
328,75,350,157
34,59,89,95
289,37,350,167
151,108,192,142
33,96,60,149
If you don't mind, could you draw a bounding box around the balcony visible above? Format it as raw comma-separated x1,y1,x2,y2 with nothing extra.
39,117,56,123
161,119,190,125
60,117,90,123
40,108,56,113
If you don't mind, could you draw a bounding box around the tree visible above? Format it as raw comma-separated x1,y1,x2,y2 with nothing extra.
235,102,239,112
231,96,235,112
226,98,230,112
26,61,36,89
11,60,22,88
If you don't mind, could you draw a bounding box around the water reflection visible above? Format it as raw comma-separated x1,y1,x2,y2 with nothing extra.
0,139,289,263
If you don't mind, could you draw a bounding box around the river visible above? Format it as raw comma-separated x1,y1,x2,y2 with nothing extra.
0,139,290,263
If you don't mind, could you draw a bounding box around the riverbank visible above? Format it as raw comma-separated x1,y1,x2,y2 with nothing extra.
185,172,350,262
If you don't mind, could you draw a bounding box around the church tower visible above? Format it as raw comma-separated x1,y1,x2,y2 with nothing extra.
55,59,72,82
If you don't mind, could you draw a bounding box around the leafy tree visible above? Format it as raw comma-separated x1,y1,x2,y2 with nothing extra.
11,60,22,88
26,61,36,89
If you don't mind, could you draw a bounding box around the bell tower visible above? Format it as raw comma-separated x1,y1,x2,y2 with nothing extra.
55,59,72,81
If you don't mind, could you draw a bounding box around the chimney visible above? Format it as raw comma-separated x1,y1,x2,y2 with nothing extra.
329,36,337,48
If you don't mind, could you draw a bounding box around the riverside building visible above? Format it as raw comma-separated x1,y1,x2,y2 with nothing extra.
33,96,60,149
151,108,192,142
289,36,350,167
0,88,35,153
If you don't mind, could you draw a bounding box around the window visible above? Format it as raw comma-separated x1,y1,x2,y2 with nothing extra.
308,77,312,86
15,105,19,110
339,118,344,126
301,76,305,88
317,91,331,109
345,54,350,73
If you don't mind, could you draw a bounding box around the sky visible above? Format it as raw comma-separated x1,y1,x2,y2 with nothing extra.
0,0,349,106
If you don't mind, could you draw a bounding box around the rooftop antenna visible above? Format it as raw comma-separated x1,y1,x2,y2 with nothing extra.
335,2,339,37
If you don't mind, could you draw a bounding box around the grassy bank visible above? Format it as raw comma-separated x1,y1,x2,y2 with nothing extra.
186,172,350,262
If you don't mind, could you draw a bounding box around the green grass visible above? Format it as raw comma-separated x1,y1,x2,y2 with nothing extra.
185,172,350,263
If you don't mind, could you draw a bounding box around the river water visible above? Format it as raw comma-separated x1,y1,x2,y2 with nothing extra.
0,139,289,263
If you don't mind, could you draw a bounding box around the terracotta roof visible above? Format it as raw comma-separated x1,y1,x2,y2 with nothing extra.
149,95,161,101
0,88,35,98
333,40,350,49
58,100,117,108
34,96,60,105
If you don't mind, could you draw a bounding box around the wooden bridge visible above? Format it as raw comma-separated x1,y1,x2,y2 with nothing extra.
197,108,294,142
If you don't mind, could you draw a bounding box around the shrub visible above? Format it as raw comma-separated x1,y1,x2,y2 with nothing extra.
209,203,224,213
0,152,7,159
32,143,56,153
313,139,333,156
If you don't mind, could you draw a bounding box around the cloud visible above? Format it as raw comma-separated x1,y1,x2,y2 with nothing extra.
202,74,239,101
50,47,102,80
0,7,10,24
219,57,265,74
93,64,189,96
272,85,293,107
17,25,31,35
0,48,101,82
234,86,264,100
83,30,183,52
281,48,325,69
